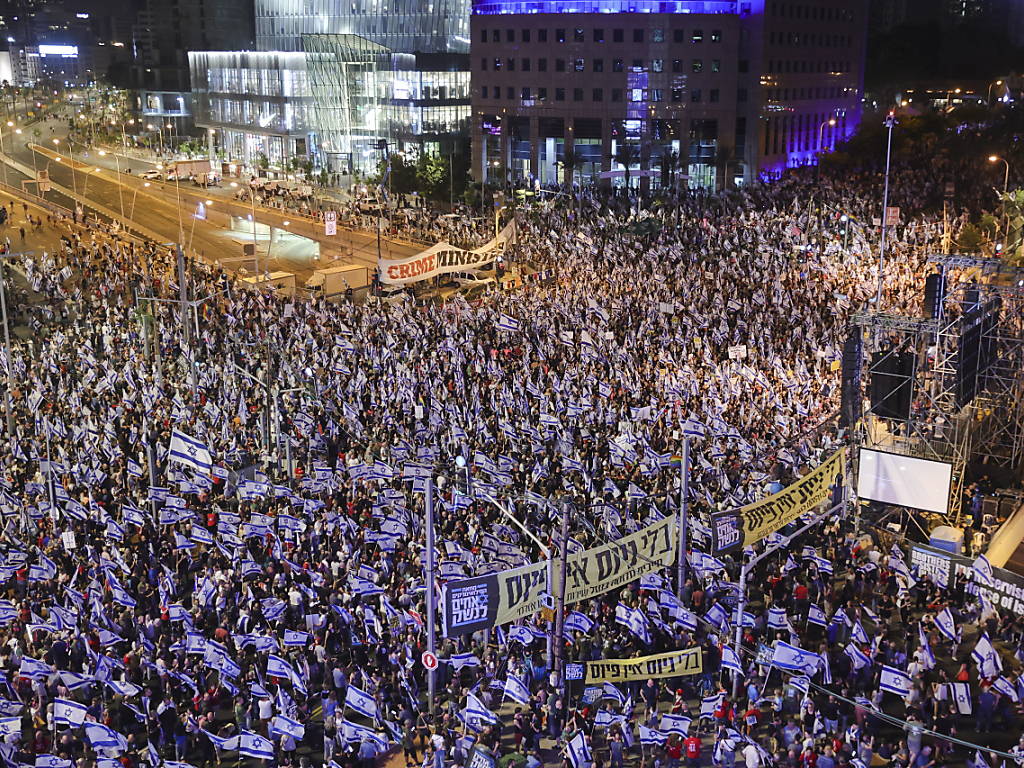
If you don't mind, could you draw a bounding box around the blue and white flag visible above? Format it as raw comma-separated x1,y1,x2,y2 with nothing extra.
451,653,481,671
639,726,666,746
992,676,1019,703
767,607,789,630
934,607,959,643
565,611,595,635
807,604,827,627
53,698,88,727
464,692,498,725
238,731,275,760
659,714,692,735
844,644,872,671
771,641,820,674
496,314,521,333
948,682,972,715
879,666,911,697
972,554,994,586
0,717,20,736
168,430,212,474
345,684,378,720
721,646,744,676
972,632,1002,678
18,656,50,680
271,714,306,740
566,731,592,768
36,756,73,768
503,675,531,706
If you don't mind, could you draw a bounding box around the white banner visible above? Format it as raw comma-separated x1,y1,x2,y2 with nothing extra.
379,221,515,285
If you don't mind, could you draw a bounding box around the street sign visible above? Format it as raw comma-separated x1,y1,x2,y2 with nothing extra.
325,210,337,236
421,650,438,670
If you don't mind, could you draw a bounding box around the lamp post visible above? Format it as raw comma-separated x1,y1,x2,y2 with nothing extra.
818,118,837,151
52,138,78,196
231,181,260,275
98,150,125,219
130,182,151,220
989,154,1011,249
945,87,961,109
875,112,896,308
987,80,1004,106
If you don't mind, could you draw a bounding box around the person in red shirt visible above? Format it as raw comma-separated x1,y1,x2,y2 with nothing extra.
684,732,702,768
666,736,683,768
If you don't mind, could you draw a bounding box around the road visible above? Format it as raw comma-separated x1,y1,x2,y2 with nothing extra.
0,112,420,284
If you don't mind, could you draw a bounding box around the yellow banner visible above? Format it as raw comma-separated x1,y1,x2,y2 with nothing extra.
710,448,846,553
584,647,703,683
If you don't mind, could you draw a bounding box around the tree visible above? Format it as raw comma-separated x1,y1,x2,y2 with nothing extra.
556,148,586,189
256,152,269,171
610,143,639,190
715,144,737,190
956,223,985,254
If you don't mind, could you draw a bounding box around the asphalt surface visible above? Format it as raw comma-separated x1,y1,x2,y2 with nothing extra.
0,111,419,284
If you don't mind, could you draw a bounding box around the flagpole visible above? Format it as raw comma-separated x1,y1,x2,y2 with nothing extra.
676,435,690,598
731,560,747,701
176,244,198,399
425,473,437,718
554,496,572,697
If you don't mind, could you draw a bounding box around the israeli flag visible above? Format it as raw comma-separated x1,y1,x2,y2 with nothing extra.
464,692,498,725
788,676,810,697
565,611,595,635
992,676,1019,703
879,666,911,697
700,693,724,719
767,607,789,630
36,756,73,768
85,723,127,751
659,714,692,735
451,653,481,671
345,684,378,720
771,641,820,674
851,621,869,645
639,726,666,746
53,698,88,727
271,714,306,740
18,656,49,680
168,430,212,474
972,554,994,586
721,645,744,676
0,717,20,736
238,731,275,760
972,632,1003,678
503,675,531,706
807,604,827,627
948,682,972,714
496,314,521,333
934,607,959,643
844,644,872,671
566,731,592,768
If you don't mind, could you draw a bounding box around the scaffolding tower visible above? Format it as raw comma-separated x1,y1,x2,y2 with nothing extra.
852,254,1024,521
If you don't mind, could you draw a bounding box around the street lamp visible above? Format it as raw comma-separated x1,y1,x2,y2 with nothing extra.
946,87,961,109
0,120,14,188
52,138,78,196
818,117,837,150
988,79,1004,106
130,181,151,219
989,155,1011,247
98,150,125,219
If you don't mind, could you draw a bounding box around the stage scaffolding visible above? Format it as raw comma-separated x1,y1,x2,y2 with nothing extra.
852,255,1024,521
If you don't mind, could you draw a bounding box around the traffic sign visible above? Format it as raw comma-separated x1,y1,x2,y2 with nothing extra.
421,650,438,670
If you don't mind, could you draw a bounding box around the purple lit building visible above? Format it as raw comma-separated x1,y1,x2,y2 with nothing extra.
471,0,867,190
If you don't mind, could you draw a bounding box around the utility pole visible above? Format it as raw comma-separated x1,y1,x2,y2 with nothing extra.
553,496,572,694
875,113,896,308
676,435,690,597
425,474,437,717
176,245,197,398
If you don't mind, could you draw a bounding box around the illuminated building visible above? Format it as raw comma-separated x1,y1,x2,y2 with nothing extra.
190,0,472,175
471,0,867,190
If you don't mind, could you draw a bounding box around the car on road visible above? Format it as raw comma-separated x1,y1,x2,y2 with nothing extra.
448,272,497,290
140,169,162,180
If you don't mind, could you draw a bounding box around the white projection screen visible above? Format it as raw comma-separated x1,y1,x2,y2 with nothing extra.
857,448,953,515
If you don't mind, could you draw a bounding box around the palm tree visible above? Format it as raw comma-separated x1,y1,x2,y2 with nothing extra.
715,144,738,191
556,147,586,191
610,143,639,192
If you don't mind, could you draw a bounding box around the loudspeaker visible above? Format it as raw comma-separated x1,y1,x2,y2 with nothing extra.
839,331,863,429
870,347,914,421
924,272,945,319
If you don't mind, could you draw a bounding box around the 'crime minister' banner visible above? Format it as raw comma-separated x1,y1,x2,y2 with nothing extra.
710,448,846,554
379,221,515,285
443,515,676,636
585,647,703,683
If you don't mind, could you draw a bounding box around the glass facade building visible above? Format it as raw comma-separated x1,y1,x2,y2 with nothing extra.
190,0,471,177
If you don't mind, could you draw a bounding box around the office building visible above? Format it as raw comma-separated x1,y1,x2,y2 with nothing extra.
189,0,472,176
470,0,867,190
